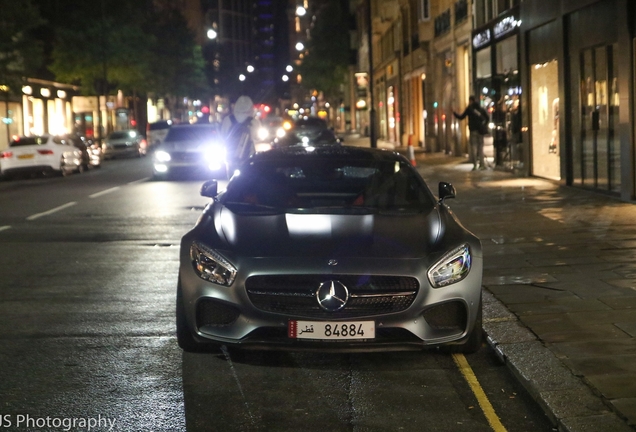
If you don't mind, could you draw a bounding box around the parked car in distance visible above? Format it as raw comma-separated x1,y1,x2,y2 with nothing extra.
0,135,84,179
147,120,172,148
102,130,147,160
176,146,483,354
62,134,101,170
152,123,223,180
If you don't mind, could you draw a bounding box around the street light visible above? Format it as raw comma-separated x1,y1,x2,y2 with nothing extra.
296,6,306,16
286,65,293,73
295,42,304,51
239,74,246,82
247,65,255,73
282,75,289,82
207,29,217,40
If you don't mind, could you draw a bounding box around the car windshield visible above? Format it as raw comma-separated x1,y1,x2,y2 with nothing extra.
109,131,136,140
165,126,217,142
294,118,327,129
9,137,47,147
222,156,434,215
148,120,172,130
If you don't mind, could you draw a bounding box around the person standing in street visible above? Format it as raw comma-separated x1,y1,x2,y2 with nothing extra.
221,95,262,176
453,96,490,170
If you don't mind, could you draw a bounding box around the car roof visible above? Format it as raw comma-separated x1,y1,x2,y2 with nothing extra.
252,145,405,163
170,123,216,129
294,117,327,127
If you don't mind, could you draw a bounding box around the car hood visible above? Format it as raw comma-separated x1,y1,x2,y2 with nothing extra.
200,205,442,258
160,140,220,152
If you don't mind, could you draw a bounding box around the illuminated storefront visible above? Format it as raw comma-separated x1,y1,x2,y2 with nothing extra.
21,82,75,139
520,0,633,200
530,60,560,180
472,8,522,168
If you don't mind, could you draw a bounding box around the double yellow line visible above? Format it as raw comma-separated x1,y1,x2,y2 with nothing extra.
452,353,508,432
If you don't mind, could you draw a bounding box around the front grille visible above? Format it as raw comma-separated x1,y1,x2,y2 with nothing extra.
246,275,419,318
170,152,200,162
196,299,240,328
113,143,132,149
422,301,466,331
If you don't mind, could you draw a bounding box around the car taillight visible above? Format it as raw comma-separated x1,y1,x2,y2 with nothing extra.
140,139,147,149
37,149,54,155
0,151,13,159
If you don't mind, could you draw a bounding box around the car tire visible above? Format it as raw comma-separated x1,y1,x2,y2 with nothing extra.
176,279,205,353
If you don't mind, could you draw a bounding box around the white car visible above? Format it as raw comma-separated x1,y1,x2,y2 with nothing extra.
0,135,83,179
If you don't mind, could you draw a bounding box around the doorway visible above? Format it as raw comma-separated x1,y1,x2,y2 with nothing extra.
579,44,620,193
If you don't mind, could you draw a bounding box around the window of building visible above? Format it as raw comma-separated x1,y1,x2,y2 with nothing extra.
476,48,492,79
418,0,430,22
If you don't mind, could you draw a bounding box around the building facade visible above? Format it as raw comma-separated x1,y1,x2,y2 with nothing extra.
519,0,635,201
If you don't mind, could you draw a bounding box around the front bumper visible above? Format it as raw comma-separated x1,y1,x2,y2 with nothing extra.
178,239,483,351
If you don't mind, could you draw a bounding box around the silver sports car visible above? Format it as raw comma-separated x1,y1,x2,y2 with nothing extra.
177,146,483,353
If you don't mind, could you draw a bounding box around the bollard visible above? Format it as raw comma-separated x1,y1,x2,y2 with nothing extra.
407,135,416,166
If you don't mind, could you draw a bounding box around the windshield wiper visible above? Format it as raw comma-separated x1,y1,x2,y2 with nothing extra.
223,202,282,214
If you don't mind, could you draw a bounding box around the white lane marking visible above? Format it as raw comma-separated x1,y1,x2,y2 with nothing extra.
89,186,121,198
26,202,77,221
128,177,150,185
0,226,11,232
220,345,257,426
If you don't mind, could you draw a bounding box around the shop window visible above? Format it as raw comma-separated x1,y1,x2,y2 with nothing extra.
577,45,620,192
476,48,492,79
496,36,518,75
531,60,560,180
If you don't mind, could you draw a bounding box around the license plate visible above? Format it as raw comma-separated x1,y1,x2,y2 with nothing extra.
288,320,375,340
17,154,34,159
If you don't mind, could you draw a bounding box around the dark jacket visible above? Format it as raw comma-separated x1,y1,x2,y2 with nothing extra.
454,102,489,133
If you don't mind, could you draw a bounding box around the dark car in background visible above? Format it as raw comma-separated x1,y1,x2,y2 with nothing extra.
176,146,483,353
152,123,223,179
63,134,101,169
147,120,172,149
102,130,147,160
292,117,329,140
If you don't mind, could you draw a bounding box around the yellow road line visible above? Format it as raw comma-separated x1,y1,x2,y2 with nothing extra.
452,353,508,432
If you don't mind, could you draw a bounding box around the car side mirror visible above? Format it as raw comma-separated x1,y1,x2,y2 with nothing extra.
438,181,456,203
200,180,218,198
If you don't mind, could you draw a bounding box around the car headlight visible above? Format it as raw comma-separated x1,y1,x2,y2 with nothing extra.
257,127,269,141
190,242,237,286
203,145,226,162
155,150,171,162
427,244,471,288
275,127,286,138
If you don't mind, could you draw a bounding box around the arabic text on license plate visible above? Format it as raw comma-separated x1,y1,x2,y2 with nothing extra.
17,154,35,159
288,320,374,340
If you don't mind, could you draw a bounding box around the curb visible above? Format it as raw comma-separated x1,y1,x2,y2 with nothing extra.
482,290,634,432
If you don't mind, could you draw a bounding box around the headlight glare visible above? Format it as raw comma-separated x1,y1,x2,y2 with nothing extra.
427,245,471,288
155,150,171,162
204,145,226,162
190,242,237,286
257,127,269,141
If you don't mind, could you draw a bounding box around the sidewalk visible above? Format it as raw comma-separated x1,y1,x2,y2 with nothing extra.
344,133,636,431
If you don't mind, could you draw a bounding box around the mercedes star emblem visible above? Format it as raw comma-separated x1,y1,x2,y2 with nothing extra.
316,280,349,312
